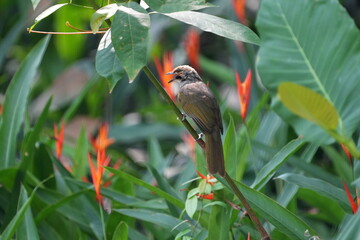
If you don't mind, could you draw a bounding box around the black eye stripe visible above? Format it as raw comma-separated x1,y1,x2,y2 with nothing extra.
175,75,182,79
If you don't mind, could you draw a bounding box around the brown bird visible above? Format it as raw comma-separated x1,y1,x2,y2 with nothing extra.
168,65,225,177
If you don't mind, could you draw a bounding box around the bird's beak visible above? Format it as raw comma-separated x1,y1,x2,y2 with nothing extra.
166,72,175,83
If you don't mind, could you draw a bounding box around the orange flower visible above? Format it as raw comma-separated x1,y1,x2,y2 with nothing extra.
0,104,3,116
184,28,200,71
90,123,115,153
196,193,214,200
54,121,65,159
154,52,175,100
236,70,252,120
88,151,111,203
343,180,358,214
247,233,251,240
232,0,247,25
197,171,216,186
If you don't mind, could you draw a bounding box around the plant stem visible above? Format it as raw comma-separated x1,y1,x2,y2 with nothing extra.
224,173,270,240
99,202,107,240
142,66,205,149
143,65,270,239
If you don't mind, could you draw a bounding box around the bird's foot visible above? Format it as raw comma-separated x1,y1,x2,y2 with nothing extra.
196,133,204,141
177,113,187,121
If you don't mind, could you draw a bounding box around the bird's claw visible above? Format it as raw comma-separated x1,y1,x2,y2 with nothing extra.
177,113,187,121
196,133,204,141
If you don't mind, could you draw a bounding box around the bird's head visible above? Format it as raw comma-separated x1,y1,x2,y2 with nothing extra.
167,65,201,83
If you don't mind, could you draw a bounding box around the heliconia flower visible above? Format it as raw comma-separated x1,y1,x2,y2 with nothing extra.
0,104,3,115
340,144,352,161
184,28,201,71
196,193,214,200
154,52,175,100
90,123,115,153
343,180,358,214
231,0,247,25
181,133,196,161
247,233,251,240
197,171,216,186
236,70,252,120
54,121,65,159
88,151,111,203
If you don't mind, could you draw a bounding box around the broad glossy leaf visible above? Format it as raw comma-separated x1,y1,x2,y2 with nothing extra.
96,30,125,91
0,36,49,169
111,2,150,82
277,173,351,212
163,11,260,45
251,138,305,190
278,82,338,130
29,3,68,30
256,0,360,144
216,177,316,240
145,0,212,13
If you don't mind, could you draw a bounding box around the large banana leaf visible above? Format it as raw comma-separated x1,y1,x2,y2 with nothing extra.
256,0,360,144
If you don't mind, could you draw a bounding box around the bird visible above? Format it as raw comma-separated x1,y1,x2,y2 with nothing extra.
167,65,225,177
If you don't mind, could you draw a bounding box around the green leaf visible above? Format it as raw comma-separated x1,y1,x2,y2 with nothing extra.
72,125,89,179
334,213,360,240
256,0,360,144
217,177,316,240
112,222,128,240
0,186,35,240
96,30,125,91
113,209,187,233
185,189,198,219
276,173,351,212
105,167,184,208
109,123,183,143
251,138,305,190
17,186,39,240
0,36,49,169
163,11,260,45
278,82,339,130
90,4,118,33
111,2,150,82
224,116,237,178
145,0,213,13
29,3,68,30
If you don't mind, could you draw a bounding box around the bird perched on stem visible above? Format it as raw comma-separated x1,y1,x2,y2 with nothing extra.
167,65,225,177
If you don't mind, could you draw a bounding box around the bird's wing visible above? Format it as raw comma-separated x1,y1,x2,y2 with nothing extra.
180,83,222,134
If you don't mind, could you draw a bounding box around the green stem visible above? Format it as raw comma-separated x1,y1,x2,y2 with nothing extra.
143,65,270,239
142,66,205,149
99,202,107,240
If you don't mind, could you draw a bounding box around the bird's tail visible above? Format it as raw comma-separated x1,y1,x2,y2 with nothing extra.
205,130,225,177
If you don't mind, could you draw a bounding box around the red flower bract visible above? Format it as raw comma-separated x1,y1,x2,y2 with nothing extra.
154,52,175,100
236,70,252,120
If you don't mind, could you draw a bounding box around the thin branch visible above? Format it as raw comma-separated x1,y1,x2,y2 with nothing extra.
27,28,107,35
